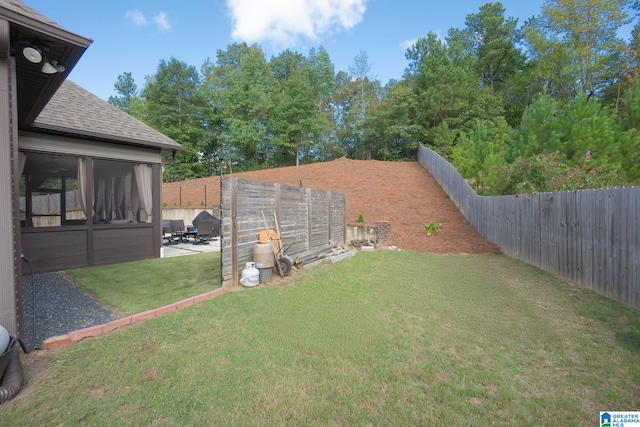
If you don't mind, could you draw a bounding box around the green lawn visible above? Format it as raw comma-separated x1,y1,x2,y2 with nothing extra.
65,252,221,315
4,250,639,426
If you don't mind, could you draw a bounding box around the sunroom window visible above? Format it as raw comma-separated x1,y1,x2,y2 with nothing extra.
20,152,85,227
20,152,153,227
93,159,152,224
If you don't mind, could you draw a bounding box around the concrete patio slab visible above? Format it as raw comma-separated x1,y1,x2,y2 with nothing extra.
161,237,220,257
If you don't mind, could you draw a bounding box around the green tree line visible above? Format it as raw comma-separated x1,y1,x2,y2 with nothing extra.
109,0,640,194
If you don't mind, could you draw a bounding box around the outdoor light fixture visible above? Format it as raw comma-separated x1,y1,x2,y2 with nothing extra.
51,60,65,73
41,59,65,74
21,43,65,74
41,60,57,74
22,46,42,63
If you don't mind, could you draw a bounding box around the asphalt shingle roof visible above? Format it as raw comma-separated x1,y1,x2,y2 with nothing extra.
0,0,66,31
32,80,184,154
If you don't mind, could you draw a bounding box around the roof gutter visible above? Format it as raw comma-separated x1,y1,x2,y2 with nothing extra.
0,7,92,48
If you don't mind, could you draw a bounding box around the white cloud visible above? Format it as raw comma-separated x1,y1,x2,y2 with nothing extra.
154,12,172,31
226,0,368,45
400,39,417,51
125,9,147,26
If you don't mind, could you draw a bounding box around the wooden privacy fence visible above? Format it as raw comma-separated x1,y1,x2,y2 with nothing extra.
20,189,80,214
220,176,346,287
418,143,640,310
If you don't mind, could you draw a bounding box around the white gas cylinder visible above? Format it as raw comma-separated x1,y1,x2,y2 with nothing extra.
240,262,260,287
0,325,9,353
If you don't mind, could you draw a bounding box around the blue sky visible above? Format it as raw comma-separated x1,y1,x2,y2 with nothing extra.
24,0,551,101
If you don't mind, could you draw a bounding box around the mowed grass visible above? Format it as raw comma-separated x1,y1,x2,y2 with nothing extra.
4,251,640,425
65,252,221,315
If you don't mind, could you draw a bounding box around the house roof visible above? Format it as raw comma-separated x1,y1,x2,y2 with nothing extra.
2,0,184,156
29,80,185,155
0,0,69,32
1,0,92,126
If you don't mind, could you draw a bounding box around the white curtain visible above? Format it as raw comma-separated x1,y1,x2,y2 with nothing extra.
134,164,152,222
131,174,140,222
94,178,105,221
115,175,126,220
77,158,88,218
105,176,114,220
19,152,26,177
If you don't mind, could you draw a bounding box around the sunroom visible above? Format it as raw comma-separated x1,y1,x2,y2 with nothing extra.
0,0,184,337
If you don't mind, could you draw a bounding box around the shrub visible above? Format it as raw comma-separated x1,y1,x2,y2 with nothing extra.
424,221,442,237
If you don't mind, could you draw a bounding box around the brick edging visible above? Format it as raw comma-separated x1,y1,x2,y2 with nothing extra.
43,287,226,349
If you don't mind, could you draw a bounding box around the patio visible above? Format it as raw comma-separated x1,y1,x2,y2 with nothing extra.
162,237,220,257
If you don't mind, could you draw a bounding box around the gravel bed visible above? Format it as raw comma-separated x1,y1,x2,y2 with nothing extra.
21,272,119,349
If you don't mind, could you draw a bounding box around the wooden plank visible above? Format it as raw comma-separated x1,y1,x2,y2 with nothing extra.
230,177,238,286
306,188,312,251
580,190,591,289
632,187,640,309
572,190,581,286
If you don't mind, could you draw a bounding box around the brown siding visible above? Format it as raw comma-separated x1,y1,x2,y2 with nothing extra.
21,224,157,273
21,228,89,273
93,226,155,265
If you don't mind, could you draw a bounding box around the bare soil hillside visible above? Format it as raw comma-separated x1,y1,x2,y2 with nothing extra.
162,158,500,254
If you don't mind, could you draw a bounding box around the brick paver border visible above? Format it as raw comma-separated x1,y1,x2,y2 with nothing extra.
43,287,225,349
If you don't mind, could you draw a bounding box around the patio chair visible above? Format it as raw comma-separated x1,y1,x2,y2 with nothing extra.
162,219,178,245
170,219,188,243
193,219,214,245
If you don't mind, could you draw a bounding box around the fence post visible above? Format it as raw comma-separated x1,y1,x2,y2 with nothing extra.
306,188,312,251
342,193,346,244
327,191,332,242
230,177,238,287
275,183,281,231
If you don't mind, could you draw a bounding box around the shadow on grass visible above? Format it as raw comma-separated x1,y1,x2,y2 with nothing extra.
570,286,640,354
616,330,640,353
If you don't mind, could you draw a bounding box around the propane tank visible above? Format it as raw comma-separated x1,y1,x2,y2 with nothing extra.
240,262,260,287
0,326,8,354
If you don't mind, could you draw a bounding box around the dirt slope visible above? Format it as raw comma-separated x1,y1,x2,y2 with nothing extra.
162,158,500,254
